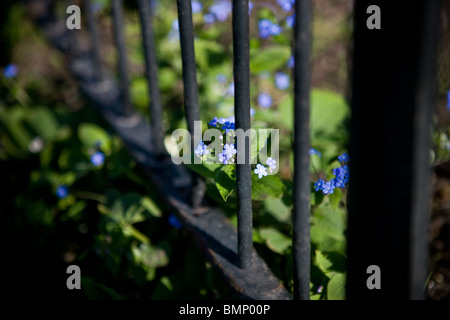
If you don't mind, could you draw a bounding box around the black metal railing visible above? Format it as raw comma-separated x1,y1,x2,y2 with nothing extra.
32,0,444,300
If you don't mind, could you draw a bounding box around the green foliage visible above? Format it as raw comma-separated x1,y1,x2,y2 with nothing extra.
214,164,236,201
0,1,353,300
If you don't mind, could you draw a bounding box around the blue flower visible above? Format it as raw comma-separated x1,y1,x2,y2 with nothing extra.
275,72,290,90
266,157,277,172
338,152,349,163
314,179,325,191
254,164,268,179
286,14,295,28
222,122,235,131
3,64,18,79
332,177,346,188
168,214,183,229
223,143,237,159
218,152,228,164
250,107,256,117
90,151,105,166
287,55,294,69
56,185,69,199
258,19,281,39
194,140,209,157
447,90,450,110
209,0,232,22
322,180,336,195
276,0,295,12
258,93,272,109
209,117,218,126
191,0,203,13
333,166,346,180
204,13,216,24
309,148,322,157
227,82,235,96
249,1,254,13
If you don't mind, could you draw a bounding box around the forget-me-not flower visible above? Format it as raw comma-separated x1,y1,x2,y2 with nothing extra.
3,64,18,79
56,185,69,199
266,157,277,173
258,93,272,109
191,1,203,13
275,72,290,90
254,164,268,179
90,151,105,167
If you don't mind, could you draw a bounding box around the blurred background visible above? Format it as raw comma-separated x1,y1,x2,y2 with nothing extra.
0,0,449,299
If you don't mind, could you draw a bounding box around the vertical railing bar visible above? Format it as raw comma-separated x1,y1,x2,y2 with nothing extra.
84,0,103,81
65,0,77,54
111,0,132,116
138,0,164,155
409,0,442,299
176,0,200,145
232,0,252,269
176,0,206,209
292,0,312,300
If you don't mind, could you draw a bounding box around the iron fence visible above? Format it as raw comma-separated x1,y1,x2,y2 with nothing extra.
30,0,444,300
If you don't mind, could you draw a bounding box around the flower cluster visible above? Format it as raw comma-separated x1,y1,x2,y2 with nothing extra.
254,157,277,179
218,143,237,164
314,153,350,195
258,19,282,39
200,116,238,163
194,140,210,160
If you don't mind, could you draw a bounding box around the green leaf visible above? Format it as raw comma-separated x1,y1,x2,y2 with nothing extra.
214,164,236,201
311,225,346,255
311,204,346,241
310,89,349,138
185,162,221,179
328,187,343,209
194,38,227,71
138,243,169,269
140,196,162,218
250,46,291,73
251,173,286,200
25,107,59,141
263,198,291,223
159,68,179,91
151,276,174,299
78,123,111,153
81,277,126,300
311,183,325,206
131,77,149,110
259,228,291,254
315,250,333,274
278,89,349,138
327,273,346,300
